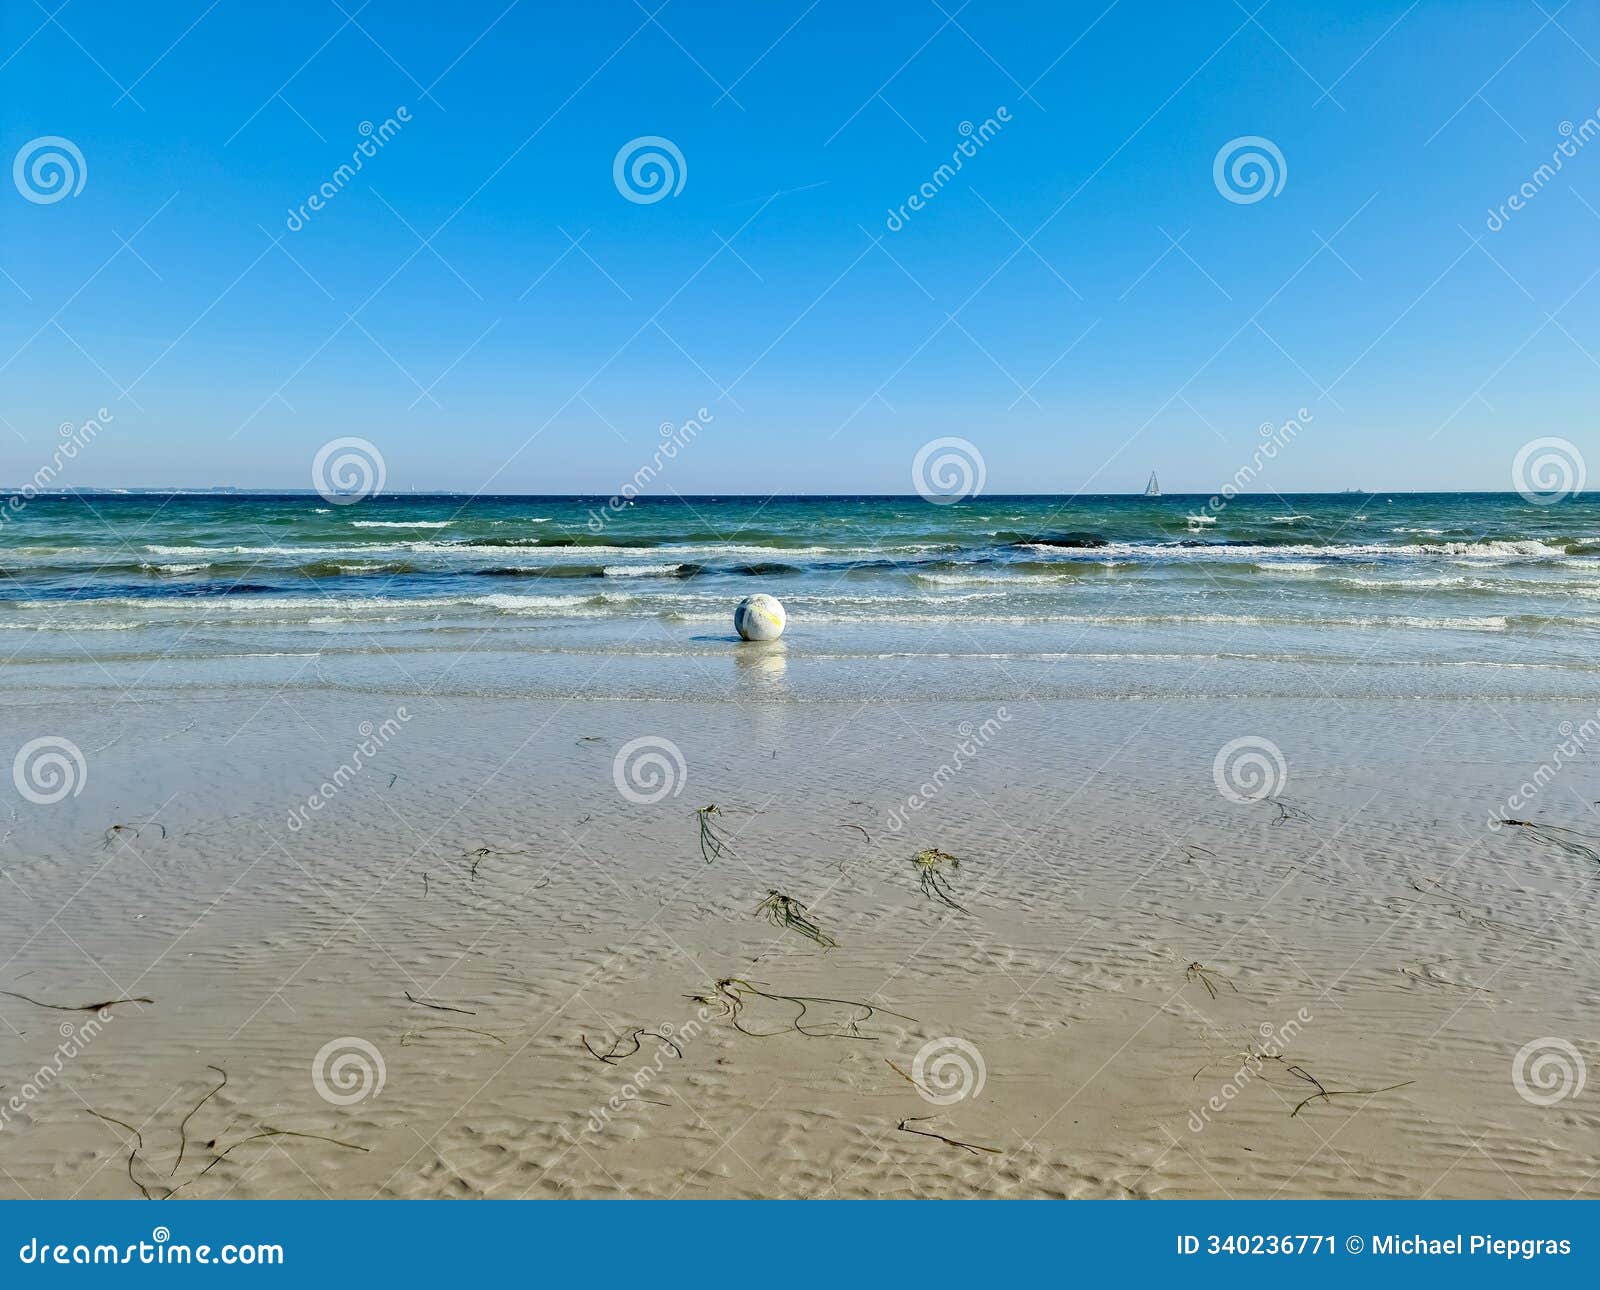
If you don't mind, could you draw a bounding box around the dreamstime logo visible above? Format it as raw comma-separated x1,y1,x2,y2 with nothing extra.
886,708,1012,834
287,708,410,832
1511,1037,1585,1106
585,1007,716,1135
612,736,687,804
312,436,386,505
613,136,686,204
1188,1009,1314,1133
12,737,87,805
586,408,711,532
285,108,411,232
912,437,985,504
884,108,1011,232
1488,709,1600,827
0,1007,113,1132
1,408,113,531
1212,736,1287,804
1511,437,1585,505
1486,110,1600,232
13,136,86,204
1194,408,1313,520
910,1036,986,1105
1212,136,1286,204
312,1036,386,1106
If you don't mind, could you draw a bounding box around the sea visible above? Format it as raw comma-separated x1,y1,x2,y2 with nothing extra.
4,492,1599,700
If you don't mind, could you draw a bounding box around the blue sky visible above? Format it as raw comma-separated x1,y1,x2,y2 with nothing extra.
1,0,1596,494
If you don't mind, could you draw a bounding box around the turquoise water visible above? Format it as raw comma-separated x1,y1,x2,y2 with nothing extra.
4,492,1598,610
5,493,1600,684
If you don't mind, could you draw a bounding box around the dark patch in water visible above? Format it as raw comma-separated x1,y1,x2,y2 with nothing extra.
26,581,284,602
834,558,915,573
1002,531,1108,548
730,561,800,576
170,582,277,597
462,535,659,549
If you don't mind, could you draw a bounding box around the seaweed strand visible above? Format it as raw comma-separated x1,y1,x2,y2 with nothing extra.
754,890,838,948
172,1064,227,1176
912,848,967,911
689,977,912,1041
695,805,737,864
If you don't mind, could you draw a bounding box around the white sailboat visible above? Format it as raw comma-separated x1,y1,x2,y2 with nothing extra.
1144,471,1160,497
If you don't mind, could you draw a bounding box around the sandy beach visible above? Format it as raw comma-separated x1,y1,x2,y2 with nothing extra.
2,625,1595,1200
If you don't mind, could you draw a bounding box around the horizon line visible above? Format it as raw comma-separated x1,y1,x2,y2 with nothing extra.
0,488,1561,499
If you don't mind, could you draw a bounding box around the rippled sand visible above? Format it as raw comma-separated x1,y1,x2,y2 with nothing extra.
0,641,1594,1199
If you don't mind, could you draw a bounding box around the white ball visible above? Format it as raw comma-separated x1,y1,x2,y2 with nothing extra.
734,593,786,641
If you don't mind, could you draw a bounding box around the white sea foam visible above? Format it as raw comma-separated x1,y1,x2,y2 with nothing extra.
1331,573,1473,589
143,544,370,557
0,619,144,631
602,563,687,577
913,570,1073,586
476,593,615,613
1022,538,1568,563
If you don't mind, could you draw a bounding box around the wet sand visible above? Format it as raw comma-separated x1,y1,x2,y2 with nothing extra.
0,644,1595,1199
